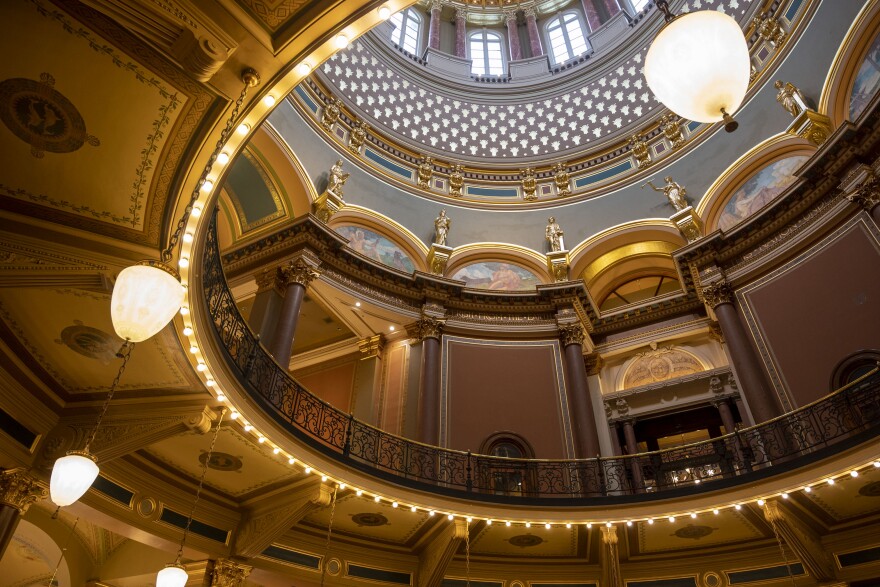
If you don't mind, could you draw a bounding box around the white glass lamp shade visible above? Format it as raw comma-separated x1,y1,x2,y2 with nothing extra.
156,564,189,587
644,10,750,123
50,451,99,507
111,260,185,342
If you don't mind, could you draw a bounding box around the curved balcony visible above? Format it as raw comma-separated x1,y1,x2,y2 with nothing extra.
200,212,880,506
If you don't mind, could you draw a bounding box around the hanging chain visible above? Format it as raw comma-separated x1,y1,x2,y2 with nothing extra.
161,70,260,262
768,515,798,587
465,518,471,587
82,342,135,453
175,407,226,563
320,485,339,587
48,516,78,586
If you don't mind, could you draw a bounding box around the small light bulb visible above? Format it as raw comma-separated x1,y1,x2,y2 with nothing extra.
288,457,295,464
429,510,435,516
244,424,253,432
605,522,612,528
447,514,454,520
183,232,194,243
411,506,417,512
355,301,361,307
525,522,531,528
392,502,399,508
587,523,592,528
178,257,190,268
196,362,206,371
545,523,551,529
378,5,391,19
781,493,789,499
506,521,511,527
827,478,835,485
356,489,363,496
874,461,880,468
335,34,349,49
258,436,266,443
189,345,198,354
297,62,311,76
565,523,571,528
694,479,701,484
237,123,250,135
216,393,226,402
850,470,859,478
757,499,765,506
305,467,312,474
263,95,276,107
487,519,493,525
201,179,214,192
217,152,230,165
273,447,280,454
191,205,202,218
182,326,193,336
735,504,742,510
804,486,812,493
668,516,675,523
339,483,346,490
626,520,633,527
647,518,654,525
389,325,395,331
206,379,215,386
466,517,472,522
230,411,239,420
713,509,719,515
690,513,697,519
321,475,328,482
374,495,381,502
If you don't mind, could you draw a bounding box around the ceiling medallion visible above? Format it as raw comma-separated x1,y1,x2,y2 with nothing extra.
351,512,389,527
508,533,544,548
198,451,243,472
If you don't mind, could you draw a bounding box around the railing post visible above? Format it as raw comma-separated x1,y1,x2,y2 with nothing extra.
599,457,608,496
466,451,473,493
343,413,353,457
243,334,260,376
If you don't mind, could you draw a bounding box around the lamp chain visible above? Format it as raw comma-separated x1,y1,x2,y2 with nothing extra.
175,407,226,563
47,516,78,586
161,72,259,262
319,485,339,587
768,515,798,587
655,0,676,22
82,342,135,454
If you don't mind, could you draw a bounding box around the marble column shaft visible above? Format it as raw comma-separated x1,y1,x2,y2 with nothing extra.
622,419,645,491
561,339,601,459
454,9,467,58
414,318,444,445
602,0,622,19
524,9,543,57
506,12,522,61
429,3,442,50
581,0,603,31
266,261,318,367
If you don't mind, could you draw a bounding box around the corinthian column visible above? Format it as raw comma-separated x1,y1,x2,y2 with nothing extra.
559,324,601,458
523,7,543,57
0,469,47,558
702,280,781,423
454,8,467,58
267,257,320,366
411,316,445,445
505,10,522,61
428,0,442,50
210,559,253,586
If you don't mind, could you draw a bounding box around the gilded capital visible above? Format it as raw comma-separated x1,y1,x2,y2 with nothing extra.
558,323,585,347
358,334,386,359
278,258,320,288
210,558,252,587
584,352,604,376
701,280,733,309
408,316,444,341
846,171,880,212
0,468,48,514
254,267,280,293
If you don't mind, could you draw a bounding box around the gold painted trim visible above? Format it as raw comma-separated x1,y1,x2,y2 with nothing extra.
445,242,552,282
329,204,431,257
834,542,880,569
567,219,680,274
581,241,679,285
263,121,321,205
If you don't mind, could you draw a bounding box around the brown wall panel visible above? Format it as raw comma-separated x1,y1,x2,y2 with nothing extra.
380,345,408,435
295,359,357,412
742,221,880,406
443,339,572,458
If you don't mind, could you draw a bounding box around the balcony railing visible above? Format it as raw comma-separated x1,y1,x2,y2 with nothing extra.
200,213,880,504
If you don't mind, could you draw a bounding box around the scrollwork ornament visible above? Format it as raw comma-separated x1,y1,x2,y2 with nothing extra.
349,120,369,153
629,133,652,169
0,468,47,513
418,155,434,189
211,558,252,587
660,113,685,149
411,316,444,341
752,12,785,47
553,162,571,197
558,323,585,347
701,280,733,308
847,171,880,212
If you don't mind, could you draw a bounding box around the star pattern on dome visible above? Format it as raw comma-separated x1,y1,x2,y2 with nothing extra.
318,0,750,161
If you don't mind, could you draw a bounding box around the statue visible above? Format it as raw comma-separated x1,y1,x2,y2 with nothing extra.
553,162,571,197
643,176,688,211
418,156,434,189
629,133,652,169
321,97,341,131
327,159,350,196
449,164,464,197
521,167,538,201
349,120,369,153
775,80,809,118
433,210,451,246
545,216,565,252
753,12,785,47
660,114,685,149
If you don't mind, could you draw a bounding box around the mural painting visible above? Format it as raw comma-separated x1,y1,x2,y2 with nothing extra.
717,156,808,231
623,345,705,389
449,262,542,291
850,31,880,119
335,225,416,273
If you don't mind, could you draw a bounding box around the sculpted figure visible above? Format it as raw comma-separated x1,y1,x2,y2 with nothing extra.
521,167,538,201
433,210,451,246
553,162,571,197
418,156,434,189
629,133,652,169
349,120,369,152
327,159,350,196
449,164,464,197
321,97,341,130
753,12,785,46
660,113,685,149
545,216,565,252
643,176,688,211
775,80,808,118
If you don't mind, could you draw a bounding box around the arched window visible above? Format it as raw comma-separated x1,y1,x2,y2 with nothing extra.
389,8,421,55
546,12,589,65
831,351,880,390
599,275,682,311
469,31,505,76
480,433,535,496
631,0,651,12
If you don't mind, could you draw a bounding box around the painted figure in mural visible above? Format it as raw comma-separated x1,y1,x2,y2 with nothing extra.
449,163,465,197
434,209,451,246
545,217,565,252
418,156,434,189
327,159,350,196
775,80,809,118
643,176,688,212
489,263,521,290
553,162,571,197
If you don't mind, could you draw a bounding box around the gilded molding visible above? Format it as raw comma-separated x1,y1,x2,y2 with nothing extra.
0,468,48,513
584,352,604,376
752,11,786,47
843,168,880,211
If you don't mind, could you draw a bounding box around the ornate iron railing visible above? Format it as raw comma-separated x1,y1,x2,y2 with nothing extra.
200,214,880,504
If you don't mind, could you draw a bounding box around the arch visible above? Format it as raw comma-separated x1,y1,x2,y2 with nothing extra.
468,30,506,76
830,350,880,391
819,0,880,126
446,243,550,289
615,346,711,392
479,431,536,458
698,134,815,233
598,274,682,312
389,7,422,55
544,11,590,65
328,206,429,273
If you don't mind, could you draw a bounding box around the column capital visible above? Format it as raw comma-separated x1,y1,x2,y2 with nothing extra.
278,257,320,288
522,6,537,19
701,280,734,308
408,316,445,341
254,267,281,294
558,323,585,347
429,0,443,12
504,8,519,23
0,469,47,514
842,166,880,212
584,352,604,376
210,558,253,586
358,334,386,359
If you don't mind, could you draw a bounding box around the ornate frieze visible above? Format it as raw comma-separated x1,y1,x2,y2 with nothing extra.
0,469,47,513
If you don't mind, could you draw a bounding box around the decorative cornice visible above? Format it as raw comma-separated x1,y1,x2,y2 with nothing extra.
0,468,48,513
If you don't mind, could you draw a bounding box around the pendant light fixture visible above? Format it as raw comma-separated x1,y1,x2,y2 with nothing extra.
110,68,261,344
644,0,750,132
49,342,134,507
156,408,226,587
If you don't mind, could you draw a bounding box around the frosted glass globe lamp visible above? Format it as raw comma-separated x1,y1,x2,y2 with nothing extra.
50,451,100,507
111,260,185,342
156,564,189,587
644,4,750,132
